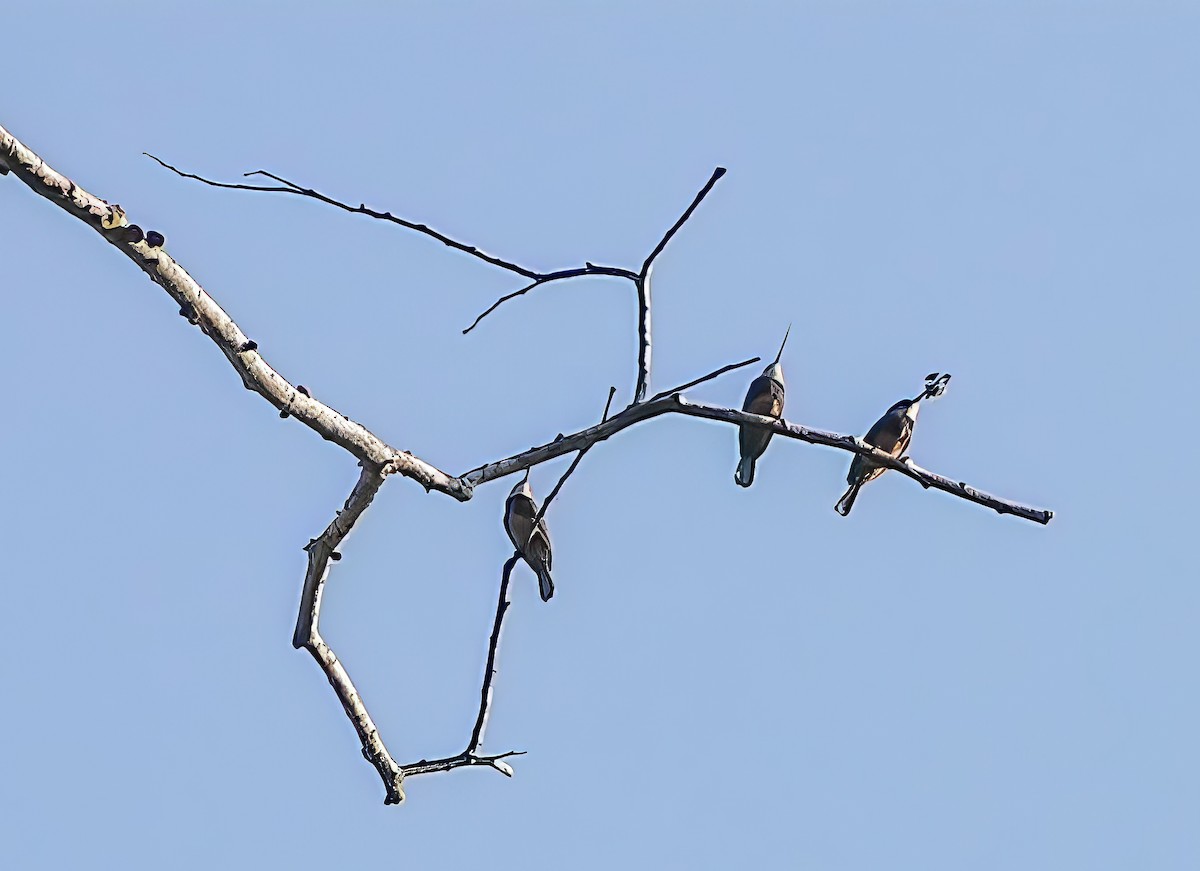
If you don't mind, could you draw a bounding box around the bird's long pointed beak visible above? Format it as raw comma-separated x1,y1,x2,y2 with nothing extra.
774,323,791,365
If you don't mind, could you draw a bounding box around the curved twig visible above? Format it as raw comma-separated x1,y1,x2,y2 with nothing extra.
145,153,542,279
462,266,638,334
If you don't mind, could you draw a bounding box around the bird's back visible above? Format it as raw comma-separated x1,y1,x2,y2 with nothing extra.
742,376,785,417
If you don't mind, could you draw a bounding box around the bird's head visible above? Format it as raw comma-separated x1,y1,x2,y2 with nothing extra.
509,469,533,500
887,398,919,423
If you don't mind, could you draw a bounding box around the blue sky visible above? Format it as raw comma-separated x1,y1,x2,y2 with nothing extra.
2,3,1196,868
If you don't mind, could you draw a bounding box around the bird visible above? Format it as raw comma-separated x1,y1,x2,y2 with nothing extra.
834,374,949,516
504,471,554,601
735,325,790,487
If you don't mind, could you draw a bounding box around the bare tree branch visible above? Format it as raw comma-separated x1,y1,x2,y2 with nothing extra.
401,749,526,778
466,552,522,756
634,267,654,404
534,386,618,525
1,124,469,805
462,265,638,335
460,395,1054,525
640,167,727,275
630,166,726,402
3,123,1053,810
394,552,527,780
2,129,467,500
146,153,727,407
647,356,760,402
292,464,407,804
144,153,544,279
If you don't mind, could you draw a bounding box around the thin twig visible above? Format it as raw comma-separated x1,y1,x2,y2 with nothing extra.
402,749,527,778
641,167,728,274
467,552,520,755
647,356,760,402
535,387,617,523
631,167,727,403
633,268,653,403
462,265,638,334
145,153,542,279
412,551,527,777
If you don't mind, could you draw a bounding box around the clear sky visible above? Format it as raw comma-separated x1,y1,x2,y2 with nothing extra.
2,3,1196,869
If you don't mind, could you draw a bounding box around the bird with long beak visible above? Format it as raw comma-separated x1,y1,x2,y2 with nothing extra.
504,471,554,602
834,373,950,516
735,326,790,487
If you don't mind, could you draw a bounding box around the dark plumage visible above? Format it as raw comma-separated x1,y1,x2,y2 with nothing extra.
736,374,785,486
735,325,790,487
835,399,918,516
505,479,554,602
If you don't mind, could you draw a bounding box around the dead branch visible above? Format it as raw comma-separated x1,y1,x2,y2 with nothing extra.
143,155,544,279
466,552,522,756
397,552,528,781
536,386,618,525
460,395,1054,525
2,122,1053,809
292,464,407,804
2,128,466,499
146,154,727,406
647,356,761,402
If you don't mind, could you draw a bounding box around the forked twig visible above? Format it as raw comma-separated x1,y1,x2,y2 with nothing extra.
468,552,520,755
146,151,727,405
535,387,617,524
399,551,526,780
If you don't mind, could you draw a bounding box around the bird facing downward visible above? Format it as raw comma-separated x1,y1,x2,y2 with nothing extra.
834,398,920,516
504,473,554,601
735,325,790,487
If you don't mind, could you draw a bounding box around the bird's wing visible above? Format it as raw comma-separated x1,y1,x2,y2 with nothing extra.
847,407,905,485
528,535,551,572
505,494,536,551
531,518,552,571
893,416,916,458
864,408,906,455
847,453,885,486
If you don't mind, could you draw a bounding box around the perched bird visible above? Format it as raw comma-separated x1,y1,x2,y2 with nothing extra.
834,374,948,516
735,326,790,487
504,472,554,601
834,400,918,516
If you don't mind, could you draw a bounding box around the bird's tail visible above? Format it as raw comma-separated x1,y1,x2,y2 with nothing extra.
537,568,554,602
835,481,862,516
735,456,756,488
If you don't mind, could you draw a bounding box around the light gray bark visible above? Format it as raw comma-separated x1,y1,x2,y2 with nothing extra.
1,123,1053,807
